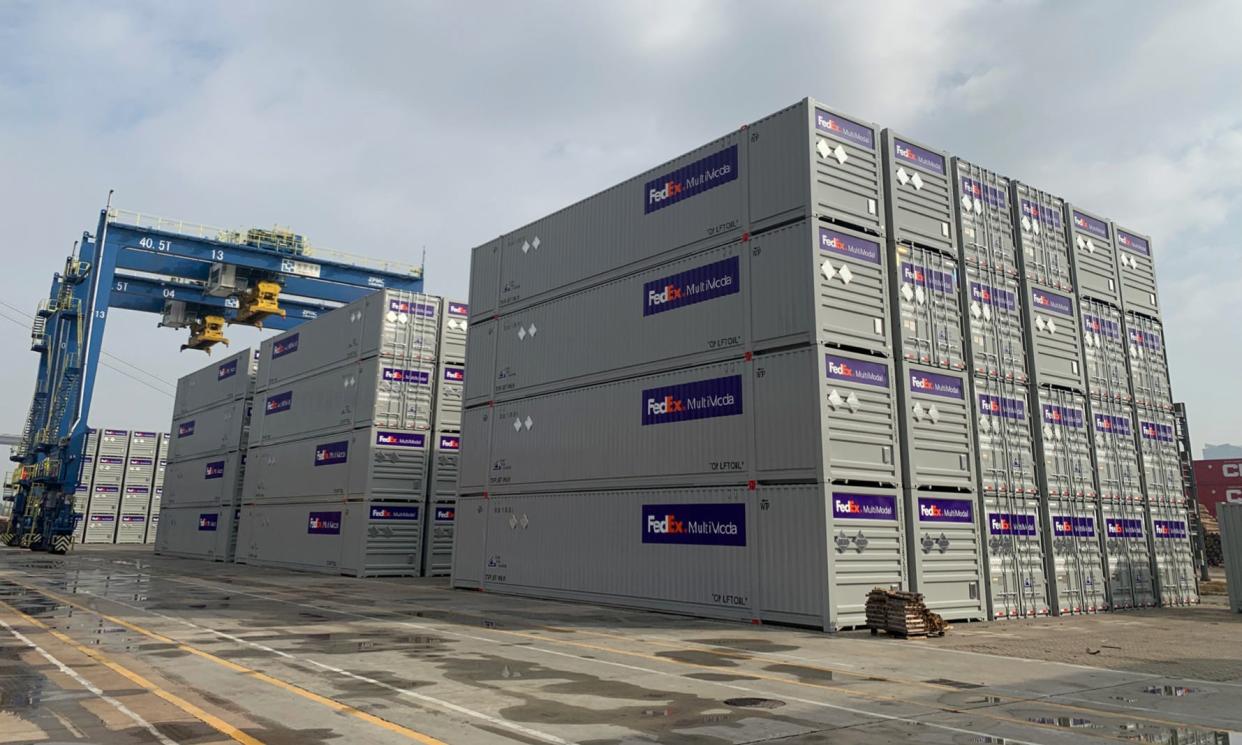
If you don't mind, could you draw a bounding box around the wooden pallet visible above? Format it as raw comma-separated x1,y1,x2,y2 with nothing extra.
865,588,946,638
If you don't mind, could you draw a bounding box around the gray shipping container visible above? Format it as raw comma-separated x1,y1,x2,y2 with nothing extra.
115,512,149,544
422,497,457,578
128,431,160,458
1080,299,1131,402
145,486,162,543
466,220,891,406
953,159,1018,280
452,483,906,632
248,356,436,447
1125,312,1173,411
461,346,901,496
1217,503,1242,613
155,505,239,562
1021,281,1085,392
242,425,430,504
256,290,442,391
896,364,975,491
963,267,1027,382
1034,387,1096,499
1136,407,1184,505
891,243,966,370
431,362,464,431
173,348,256,417
469,98,886,322
85,428,99,458
881,131,956,255
981,495,1049,619
971,377,1038,496
1011,182,1073,291
1044,497,1108,614
83,484,120,543
162,451,245,509
1147,502,1198,606
1114,225,1159,317
97,428,129,459
71,482,91,544
124,456,156,485
440,300,469,362
235,499,427,577
1100,499,1157,609
1065,204,1120,306
1088,398,1143,502
92,455,126,487
903,490,985,621
166,399,250,462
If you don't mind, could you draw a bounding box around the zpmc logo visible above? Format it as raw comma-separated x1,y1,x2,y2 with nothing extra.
647,512,686,534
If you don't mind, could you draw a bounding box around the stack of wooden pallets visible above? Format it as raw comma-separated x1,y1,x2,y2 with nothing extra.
866,588,947,638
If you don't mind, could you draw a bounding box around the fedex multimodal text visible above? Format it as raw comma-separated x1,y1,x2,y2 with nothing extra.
643,256,738,316
265,391,293,415
960,176,1006,210
819,227,881,265
308,511,343,535
1106,518,1145,539
314,440,349,466
642,502,745,546
909,370,964,399
272,333,300,359
970,281,1016,312
1072,210,1110,240
979,394,1024,420
989,512,1037,536
833,493,897,520
1052,515,1096,537
217,359,238,380
370,505,421,521
893,138,945,174
641,375,742,426
1083,314,1121,339
1094,413,1133,437
204,460,226,480
1042,404,1085,428
376,431,426,448
177,421,195,438
825,354,889,387
443,366,465,382
815,108,874,149
382,367,431,385
1117,229,1150,256
1140,421,1175,443
1032,288,1074,316
388,299,436,317
1020,198,1063,229
198,513,219,531
901,262,956,294
918,497,973,523
644,145,738,214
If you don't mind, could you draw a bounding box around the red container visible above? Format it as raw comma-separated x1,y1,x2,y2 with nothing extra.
1193,458,1242,517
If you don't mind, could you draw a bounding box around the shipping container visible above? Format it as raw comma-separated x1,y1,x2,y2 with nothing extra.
1010,182,1073,291
1044,497,1108,614
890,243,966,370
124,456,156,485
897,364,975,491
114,512,149,544
235,499,427,577
166,399,250,461
145,486,162,543
461,346,901,496
97,428,129,459
162,451,245,509
1080,298,1131,402
452,484,906,632
1114,226,1160,317
466,221,891,406
155,505,239,562
248,357,436,447
1137,407,1184,505
469,99,885,322
242,425,431,504
971,377,1037,496
1192,458,1242,488
256,290,443,391
1147,503,1198,606
84,428,99,459
981,495,1049,618
882,131,956,255
128,431,160,458
431,361,464,431
953,159,1018,280
422,497,457,578
1065,204,1120,306
1088,398,1143,502
71,482,91,544
1124,312,1173,410
91,455,126,487
1021,282,1085,391
1100,500,1157,609
1218,504,1242,613
903,490,985,621
82,485,120,543
440,300,469,362
963,267,1027,381
1034,388,1096,499
172,348,256,417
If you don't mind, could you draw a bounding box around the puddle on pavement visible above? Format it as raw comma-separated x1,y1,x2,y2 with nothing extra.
292,631,447,656
764,663,835,684
925,678,983,689
723,697,786,709
1143,684,1199,696
653,649,743,667
688,637,800,654
683,672,760,682
1023,711,1236,742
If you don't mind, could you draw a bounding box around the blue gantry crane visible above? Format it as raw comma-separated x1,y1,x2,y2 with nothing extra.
1,202,422,552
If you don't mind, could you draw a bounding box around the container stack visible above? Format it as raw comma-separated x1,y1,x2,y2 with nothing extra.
155,348,255,561
460,98,919,631
881,133,986,622
1114,225,1199,606
71,428,99,543
82,429,129,543
146,438,169,543
116,431,160,544
422,300,469,576
234,290,444,577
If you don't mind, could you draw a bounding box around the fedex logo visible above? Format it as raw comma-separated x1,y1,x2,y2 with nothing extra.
376,431,425,448
435,507,456,521
825,354,889,387
901,262,956,294
642,502,746,545
443,366,465,382
388,299,436,316
1117,230,1150,256
918,497,972,523
960,177,1006,209
833,493,898,520
447,302,469,316
439,435,461,451
814,108,875,149
204,460,225,480
1082,314,1120,340
178,421,195,438
1032,289,1074,316
272,333,300,358
894,138,946,174
1139,421,1174,443
1072,210,1110,239
643,257,739,316
265,391,293,415
382,367,431,385
308,511,342,535
1020,199,1063,228
979,394,1024,420
1042,404,1084,428
819,227,881,265
644,146,739,214
1129,328,1163,351
641,376,743,426
314,441,349,466
198,513,218,531
970,282,1017,312
218,359,238,380
370,505,420,521
909,370,964,399
989,512,1036,536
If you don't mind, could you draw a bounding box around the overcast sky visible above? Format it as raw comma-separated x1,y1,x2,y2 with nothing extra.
1,0,1240,463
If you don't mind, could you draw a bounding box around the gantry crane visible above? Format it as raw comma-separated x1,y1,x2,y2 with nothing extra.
1,202,422,552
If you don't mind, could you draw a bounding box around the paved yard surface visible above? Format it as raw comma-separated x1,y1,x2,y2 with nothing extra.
1,545,1239,744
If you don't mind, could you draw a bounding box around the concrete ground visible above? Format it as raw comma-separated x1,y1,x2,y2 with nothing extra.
0,546,1238,744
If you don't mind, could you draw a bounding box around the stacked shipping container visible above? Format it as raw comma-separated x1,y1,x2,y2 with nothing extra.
74,427,170,544
155,349,255,561
455,95,1199,628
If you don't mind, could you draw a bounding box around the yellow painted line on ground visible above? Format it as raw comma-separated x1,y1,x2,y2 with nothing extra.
0,598,263,745
7,580,449,745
